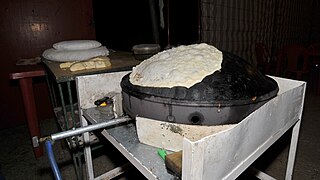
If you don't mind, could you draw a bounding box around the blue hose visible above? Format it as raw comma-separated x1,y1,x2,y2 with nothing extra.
45,141,63,180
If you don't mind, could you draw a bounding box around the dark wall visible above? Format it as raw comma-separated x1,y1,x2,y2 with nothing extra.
0,0,95,129
93,1,154,51
167,0,200,46
92,0,199,51
200,0,320,63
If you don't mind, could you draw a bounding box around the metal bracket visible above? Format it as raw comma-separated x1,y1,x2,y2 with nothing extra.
32,136,39,147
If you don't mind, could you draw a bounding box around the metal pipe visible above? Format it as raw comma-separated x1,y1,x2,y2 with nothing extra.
51,116,131,141
148,0,160,44
166,0,171,48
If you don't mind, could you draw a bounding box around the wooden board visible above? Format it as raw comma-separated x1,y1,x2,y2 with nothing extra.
44,51,140,82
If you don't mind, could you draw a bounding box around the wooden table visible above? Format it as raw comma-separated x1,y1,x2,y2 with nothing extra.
9,65,46,158
42,51,141,83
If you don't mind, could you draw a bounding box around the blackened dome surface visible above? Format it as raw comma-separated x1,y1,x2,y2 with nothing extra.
121,51,278,106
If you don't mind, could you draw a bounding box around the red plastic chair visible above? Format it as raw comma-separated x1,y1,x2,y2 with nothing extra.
279,44,309,80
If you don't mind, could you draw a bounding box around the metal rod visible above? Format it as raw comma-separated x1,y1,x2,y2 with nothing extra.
58,83,69,129
51,116,131,141
166,0,171,48
66,81,81,150
45,73,56,108
67,81,76,128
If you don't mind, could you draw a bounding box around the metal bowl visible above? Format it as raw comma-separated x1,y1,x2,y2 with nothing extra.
132,44,161,61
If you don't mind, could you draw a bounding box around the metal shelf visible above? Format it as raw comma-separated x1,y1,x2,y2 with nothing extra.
83,107,175,180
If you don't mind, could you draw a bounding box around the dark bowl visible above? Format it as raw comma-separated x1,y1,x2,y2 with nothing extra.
132,44,161,61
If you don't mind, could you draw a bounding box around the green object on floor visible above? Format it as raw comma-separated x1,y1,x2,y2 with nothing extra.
157,148,167,160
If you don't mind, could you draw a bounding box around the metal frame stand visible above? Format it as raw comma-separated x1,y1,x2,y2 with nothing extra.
41,51,140,180
75,73,306,180
40,117,132,180
46,76,83,179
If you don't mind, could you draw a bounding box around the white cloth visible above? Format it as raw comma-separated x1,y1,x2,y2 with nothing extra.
42,46,109,62
53,40,102,50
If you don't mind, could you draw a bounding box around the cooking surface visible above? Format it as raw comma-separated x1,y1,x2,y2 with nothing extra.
122,51,278,105
121,51,279,125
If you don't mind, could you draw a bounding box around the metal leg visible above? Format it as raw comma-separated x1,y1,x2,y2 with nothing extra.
45,74,57,108
285,120,301,180
58,82,84,180
80,115,94,180
58,83,69,129
67,81,76,128
71,151,82,180
67,82,83,179
248,167,277,180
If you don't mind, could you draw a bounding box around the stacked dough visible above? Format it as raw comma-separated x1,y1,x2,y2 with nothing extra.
129,43,223,88
42,40,111,71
